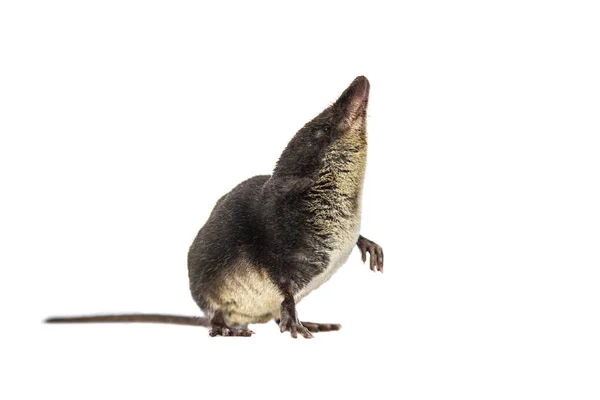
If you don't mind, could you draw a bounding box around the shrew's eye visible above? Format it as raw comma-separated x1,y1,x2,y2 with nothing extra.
313,125,331,139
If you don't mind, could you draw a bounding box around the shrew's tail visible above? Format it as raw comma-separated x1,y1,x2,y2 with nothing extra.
44,314,209,327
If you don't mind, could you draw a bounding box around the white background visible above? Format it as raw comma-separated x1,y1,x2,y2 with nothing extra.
1,1,599,399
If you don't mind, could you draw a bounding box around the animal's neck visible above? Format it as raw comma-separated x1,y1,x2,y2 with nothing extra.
303,138,367,239
317,144,367,197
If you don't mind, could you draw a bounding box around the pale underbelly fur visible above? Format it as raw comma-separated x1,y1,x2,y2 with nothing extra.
296,211,362,301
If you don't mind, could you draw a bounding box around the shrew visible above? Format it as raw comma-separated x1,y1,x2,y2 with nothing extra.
46,76,384,339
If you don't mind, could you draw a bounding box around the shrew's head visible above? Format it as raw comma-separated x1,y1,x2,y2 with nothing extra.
274,76,370,178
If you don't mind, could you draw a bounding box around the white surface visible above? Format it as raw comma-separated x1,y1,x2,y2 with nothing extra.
1,1,599,399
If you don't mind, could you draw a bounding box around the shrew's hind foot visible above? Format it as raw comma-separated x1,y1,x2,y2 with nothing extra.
357,235,384,272
275,319,341,333
278,316,313,339
209,311,254,337
278,289,313,339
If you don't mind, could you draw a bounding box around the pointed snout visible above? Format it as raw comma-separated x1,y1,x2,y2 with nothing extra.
350,75,370,100
335,76,370,122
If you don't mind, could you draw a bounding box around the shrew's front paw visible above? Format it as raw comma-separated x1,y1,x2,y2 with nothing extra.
357,235,384,272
